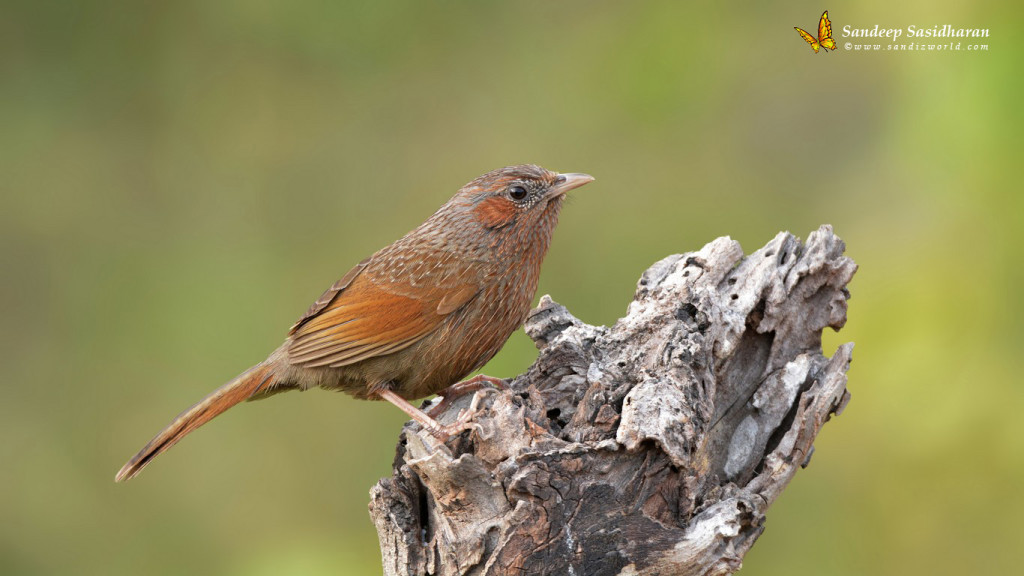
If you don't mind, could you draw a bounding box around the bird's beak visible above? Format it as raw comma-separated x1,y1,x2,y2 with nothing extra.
549,173,595,197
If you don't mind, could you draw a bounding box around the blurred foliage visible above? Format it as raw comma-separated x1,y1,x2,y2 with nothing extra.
1,1,1021,574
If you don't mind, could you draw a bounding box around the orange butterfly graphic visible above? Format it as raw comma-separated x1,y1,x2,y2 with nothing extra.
795,10,837,53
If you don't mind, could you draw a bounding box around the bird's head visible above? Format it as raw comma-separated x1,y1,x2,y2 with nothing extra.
452,164,594,232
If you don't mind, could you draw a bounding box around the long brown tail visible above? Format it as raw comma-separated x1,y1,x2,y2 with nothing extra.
115,362,278,482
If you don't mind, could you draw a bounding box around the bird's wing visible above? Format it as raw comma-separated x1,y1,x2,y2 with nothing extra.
286,257,480,369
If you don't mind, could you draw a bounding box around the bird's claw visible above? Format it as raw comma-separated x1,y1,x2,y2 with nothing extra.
427,374,506,419
425,391,484,441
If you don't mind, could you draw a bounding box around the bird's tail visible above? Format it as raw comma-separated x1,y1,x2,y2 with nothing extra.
115,362,279,482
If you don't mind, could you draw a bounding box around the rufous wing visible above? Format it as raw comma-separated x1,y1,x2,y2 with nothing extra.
795,27,820,53
287,266,480,369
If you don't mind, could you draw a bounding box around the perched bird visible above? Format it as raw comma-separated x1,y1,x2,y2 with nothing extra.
115,164,594,482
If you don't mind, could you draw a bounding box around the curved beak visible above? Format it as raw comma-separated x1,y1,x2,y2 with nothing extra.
549,172,595,197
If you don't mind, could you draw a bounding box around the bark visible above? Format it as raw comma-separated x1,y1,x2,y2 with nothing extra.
369,225,857,576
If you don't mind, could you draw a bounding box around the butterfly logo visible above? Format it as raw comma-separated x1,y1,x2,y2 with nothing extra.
795,10,837,53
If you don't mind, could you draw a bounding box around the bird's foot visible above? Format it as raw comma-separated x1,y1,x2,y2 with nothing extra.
427,374,507,419
428,392,486,441
378,389,485,442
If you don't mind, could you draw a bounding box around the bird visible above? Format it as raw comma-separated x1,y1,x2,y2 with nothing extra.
115,164,594,482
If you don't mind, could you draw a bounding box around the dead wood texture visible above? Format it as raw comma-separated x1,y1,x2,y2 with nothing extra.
369,225,857,576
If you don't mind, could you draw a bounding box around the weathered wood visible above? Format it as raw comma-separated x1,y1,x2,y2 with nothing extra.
369,225,856,576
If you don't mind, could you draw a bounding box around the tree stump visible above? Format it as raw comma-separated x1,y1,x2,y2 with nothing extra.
369,225,857,576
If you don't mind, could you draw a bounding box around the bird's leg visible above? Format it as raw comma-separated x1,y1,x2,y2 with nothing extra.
378,389,480,441
427,374,507,419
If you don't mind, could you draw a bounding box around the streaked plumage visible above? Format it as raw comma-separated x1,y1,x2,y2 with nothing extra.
116,164,593,481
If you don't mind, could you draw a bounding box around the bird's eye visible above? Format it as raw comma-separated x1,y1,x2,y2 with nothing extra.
508,185,529,201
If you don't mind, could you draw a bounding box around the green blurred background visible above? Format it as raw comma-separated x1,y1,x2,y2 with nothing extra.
2,1,1021,574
